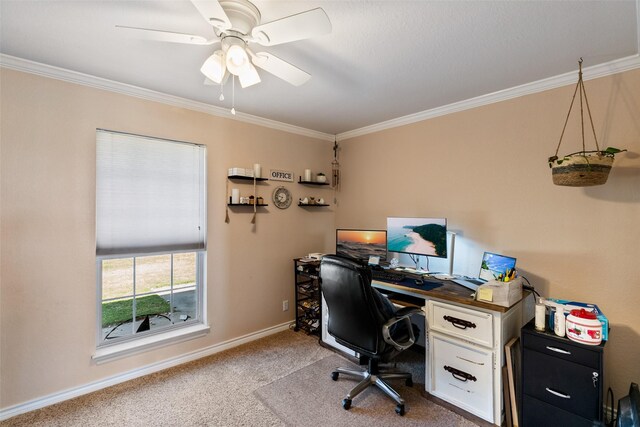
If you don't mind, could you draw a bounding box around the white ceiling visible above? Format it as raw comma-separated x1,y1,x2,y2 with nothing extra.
1,0,639,137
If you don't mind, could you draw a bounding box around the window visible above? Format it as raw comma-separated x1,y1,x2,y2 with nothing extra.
96,130,206,347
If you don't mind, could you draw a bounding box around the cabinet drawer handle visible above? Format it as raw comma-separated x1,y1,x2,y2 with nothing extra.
545,387,571,399
444,365,477,382
443,315,476,330
545,346,571,355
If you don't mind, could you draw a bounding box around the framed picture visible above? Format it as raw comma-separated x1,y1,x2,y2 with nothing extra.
505,337,521,427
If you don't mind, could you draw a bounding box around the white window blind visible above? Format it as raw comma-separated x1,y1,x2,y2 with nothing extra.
96,130,206,256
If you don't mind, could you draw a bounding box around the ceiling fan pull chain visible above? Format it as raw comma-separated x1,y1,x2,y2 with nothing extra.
219,81,225,101
231,75,236,115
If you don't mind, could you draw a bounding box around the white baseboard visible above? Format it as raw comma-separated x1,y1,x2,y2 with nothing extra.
0,322,294,422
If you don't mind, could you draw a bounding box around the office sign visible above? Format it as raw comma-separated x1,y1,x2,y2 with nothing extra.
270,169,294,182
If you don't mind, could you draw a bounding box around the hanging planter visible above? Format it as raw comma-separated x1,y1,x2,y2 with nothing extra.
548,58,625,187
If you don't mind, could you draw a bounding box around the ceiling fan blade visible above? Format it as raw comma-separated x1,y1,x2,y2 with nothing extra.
238,64,261,88
116,25,215,45
191,0,232,30
251,8,331,46
249,51,310,86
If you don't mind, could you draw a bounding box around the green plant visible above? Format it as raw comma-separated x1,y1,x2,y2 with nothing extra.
548,147,626,168
102,294,171,327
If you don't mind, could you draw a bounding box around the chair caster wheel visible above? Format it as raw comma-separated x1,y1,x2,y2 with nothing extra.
342,398,352,410
406,378,413,387
395,404,405,416
331,372,339,381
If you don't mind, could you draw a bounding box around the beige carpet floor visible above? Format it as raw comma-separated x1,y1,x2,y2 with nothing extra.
2,330,480,426
255,354,477,426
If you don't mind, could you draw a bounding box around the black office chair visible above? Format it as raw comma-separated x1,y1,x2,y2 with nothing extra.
320,255,421,416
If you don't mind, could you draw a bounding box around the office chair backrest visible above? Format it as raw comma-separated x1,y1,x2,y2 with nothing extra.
320,255,390,356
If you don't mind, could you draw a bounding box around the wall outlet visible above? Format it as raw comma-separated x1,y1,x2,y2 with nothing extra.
282,300,289,311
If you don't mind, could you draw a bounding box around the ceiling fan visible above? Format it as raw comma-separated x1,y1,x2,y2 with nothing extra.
117,0,332,89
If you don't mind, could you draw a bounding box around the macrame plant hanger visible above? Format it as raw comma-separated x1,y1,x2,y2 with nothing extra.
552,58,600,162
225,176,230,223
251,176,257,224
548,58,624,187
331,138,340,203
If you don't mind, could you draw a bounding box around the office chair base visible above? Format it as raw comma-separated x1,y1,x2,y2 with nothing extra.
331,366,412,415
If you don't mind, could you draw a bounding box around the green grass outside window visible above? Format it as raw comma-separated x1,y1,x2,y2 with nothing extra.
102,295,170,327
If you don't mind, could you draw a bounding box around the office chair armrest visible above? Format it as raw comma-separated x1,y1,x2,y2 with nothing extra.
382,307,422,351
394,306,422,318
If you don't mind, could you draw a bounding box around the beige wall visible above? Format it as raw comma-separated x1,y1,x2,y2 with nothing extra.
0,69,334,408
336,68,640,399
2,65,639,412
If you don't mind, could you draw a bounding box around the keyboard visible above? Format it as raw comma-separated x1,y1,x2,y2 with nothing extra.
371,269,406,283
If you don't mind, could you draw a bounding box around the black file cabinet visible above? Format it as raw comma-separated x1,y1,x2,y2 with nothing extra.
293,258,321,337
520,320,605,427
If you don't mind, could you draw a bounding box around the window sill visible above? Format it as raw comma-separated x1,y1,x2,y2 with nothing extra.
93,323,210,365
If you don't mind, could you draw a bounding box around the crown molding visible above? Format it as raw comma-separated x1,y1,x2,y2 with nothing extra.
0,54,335,142
2,51,639,144
337,53,640,141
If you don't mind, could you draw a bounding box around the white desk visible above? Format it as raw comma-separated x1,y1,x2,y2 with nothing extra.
370,279,533,425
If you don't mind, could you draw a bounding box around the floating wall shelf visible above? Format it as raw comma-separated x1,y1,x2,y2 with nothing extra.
298,180,329,186
228,175,269,181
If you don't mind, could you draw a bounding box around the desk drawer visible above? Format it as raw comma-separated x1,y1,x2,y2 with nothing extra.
522,329,600,369
522,394,594,427
431,333,494,422
429,301,493,347
522,348,600,419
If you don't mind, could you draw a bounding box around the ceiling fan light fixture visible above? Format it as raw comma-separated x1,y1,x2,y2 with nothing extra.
200,50,226,83
238,63,261,88
225,44,250,75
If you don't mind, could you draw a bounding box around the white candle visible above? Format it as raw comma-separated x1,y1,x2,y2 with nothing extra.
231,188,240,204
253,163,261,178
535,304,546,331
304,169,311,181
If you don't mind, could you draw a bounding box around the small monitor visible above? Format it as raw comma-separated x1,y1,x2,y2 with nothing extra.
336,229,387,262
478,252,517,282
386,217,447,258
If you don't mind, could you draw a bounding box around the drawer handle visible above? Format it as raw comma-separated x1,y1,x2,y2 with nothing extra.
444,365,477,382
443,315,476,330
546,387,571,399
545,345,571,355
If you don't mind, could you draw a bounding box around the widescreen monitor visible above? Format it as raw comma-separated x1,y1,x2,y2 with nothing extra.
335,229,387,262
386,217,447,258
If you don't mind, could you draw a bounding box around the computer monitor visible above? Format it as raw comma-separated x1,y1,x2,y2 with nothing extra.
479,252,517,281
386,217,447,258
335,229,387,262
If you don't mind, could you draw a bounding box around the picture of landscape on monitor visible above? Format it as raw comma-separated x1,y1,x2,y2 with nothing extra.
478,253,517,281
387,217,447,258
336,229,387,261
